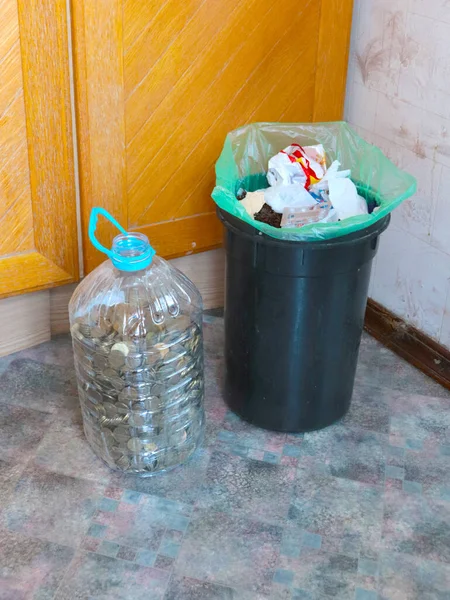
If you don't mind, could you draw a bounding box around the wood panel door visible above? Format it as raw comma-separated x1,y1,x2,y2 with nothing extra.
0,0,79,298
73,0,353,273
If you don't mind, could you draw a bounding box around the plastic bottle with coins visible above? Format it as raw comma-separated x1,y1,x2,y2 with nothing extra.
69,208,205,476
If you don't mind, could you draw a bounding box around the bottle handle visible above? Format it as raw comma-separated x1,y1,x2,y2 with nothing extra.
88,207,128,259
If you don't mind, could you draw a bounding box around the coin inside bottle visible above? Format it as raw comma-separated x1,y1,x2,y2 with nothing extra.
71,293,204,475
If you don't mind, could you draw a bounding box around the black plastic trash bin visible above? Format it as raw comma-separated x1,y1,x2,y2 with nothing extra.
218,208,390,433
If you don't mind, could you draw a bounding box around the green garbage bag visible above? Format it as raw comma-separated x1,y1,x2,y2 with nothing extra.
212,121,416,241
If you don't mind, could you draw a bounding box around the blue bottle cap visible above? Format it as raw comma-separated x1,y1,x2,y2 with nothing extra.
88,207,156,272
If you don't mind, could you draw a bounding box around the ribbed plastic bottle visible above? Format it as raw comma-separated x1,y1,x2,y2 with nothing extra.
69,208,204,475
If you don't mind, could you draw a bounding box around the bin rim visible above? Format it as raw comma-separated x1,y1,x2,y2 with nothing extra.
217,208,390,250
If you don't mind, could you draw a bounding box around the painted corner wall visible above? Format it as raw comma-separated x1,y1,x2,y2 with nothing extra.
345,0,450,347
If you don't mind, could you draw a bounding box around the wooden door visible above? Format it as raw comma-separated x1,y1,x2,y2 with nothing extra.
0,0,79,298
73,0,354,273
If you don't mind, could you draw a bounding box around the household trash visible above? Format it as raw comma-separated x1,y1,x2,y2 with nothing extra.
328,178,368,220
310,160,351,192
267,144,326,188
280,198,337,228
240,190,265,218
264,183,317,213
254,203,282,228
237,143,367,229
236,187,247,201
213,122,416,242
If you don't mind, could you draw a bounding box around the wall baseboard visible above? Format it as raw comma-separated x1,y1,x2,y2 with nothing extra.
50,284,77,335
0,291,50,358
365,298,450,390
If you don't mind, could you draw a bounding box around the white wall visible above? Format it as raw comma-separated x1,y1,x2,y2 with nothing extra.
345,0,450,346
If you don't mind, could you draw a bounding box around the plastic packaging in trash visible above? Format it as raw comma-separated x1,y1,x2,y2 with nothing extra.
212,122,417,242
264,183,317,213
280,199,334,228
267,143,326,188
328,178,368,220
310,160,351,193
69,208,205,476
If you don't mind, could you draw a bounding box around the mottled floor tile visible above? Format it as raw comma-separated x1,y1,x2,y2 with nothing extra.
383,487,450,564
0,402,53,461
34,413,111,484
17,334,75,369
289,467,383,555
379,552,450,600
110,448,211,505
0,528,74,600
203,368,227,419
3,318,450,598
298,425,387,486
0,459,25,508
205,412,227,447
3,463,104,547
164,575,234,600
197,450,295,525
388,393,450,452
220,411,286,455
0,359,78,414
356,335,450,399
402,451,450,501
0,354,14,377
204,355,226,433
203,318,225,359
175,509,282,595
54,551,169,600
91,493,191,552
164,575,268,600
279,527,322,560
277,551,361,600
154,554,174,571
203,362,228,445
343,382,390,434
